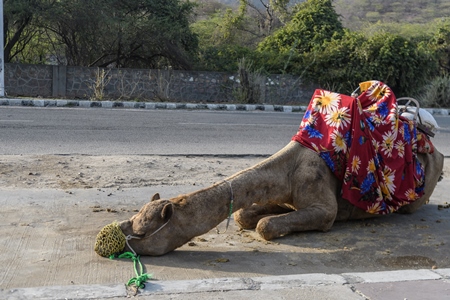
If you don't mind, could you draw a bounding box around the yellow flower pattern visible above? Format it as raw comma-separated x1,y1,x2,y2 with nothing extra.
292,80,425,215
313,90,340,115
381,131,396,157
351,156,361,173
325,107,351,129
331,130,347,153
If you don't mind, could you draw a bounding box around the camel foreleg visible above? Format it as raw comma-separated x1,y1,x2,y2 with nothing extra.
255,206,337,240
234,204,293,230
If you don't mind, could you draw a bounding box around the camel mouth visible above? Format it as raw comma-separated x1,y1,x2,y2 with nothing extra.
132,233,146,239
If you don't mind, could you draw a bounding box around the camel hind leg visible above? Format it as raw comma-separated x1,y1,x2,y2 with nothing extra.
256,156,339,240
234,147,340,240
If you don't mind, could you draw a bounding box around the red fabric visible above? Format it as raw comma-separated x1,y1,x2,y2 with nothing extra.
292,81,425,214
417,132,434,154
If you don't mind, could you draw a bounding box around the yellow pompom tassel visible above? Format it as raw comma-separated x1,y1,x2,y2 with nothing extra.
94,222,126,257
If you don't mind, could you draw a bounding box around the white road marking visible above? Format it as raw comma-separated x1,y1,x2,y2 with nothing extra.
0,120,34,122
178,122,293,127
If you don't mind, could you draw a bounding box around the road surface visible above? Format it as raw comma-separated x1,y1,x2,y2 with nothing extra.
0,106,449,156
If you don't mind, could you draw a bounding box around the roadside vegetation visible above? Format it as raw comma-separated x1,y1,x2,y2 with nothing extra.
4,0,450,106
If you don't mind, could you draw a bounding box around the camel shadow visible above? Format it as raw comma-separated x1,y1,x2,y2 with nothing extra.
136,203,450,280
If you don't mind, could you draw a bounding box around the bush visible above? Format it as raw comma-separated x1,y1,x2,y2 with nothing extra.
419,76,450,108
196,45,252,72
282,31,439,97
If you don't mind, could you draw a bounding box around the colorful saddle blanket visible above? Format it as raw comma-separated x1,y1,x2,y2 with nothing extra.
292,81,425,214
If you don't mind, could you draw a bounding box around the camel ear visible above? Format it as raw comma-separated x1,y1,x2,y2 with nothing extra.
151,193,160,201
161,203,173,220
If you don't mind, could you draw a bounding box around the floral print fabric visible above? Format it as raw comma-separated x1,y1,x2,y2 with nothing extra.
292,81,425,214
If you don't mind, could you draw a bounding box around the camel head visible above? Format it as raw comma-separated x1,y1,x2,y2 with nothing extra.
96,184,230,256
95,193,184,257
118,193,181,256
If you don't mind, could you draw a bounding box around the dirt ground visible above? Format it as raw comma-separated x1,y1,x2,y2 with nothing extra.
0,154,264,190
0,154,449,289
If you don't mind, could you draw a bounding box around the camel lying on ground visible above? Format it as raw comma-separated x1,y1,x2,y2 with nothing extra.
115,141,443,256
96,81,445,257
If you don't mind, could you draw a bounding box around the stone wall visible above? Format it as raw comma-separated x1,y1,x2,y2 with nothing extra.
4,63,315,105
5,64,53,97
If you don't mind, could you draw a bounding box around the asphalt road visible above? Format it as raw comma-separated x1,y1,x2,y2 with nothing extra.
0,106,449,156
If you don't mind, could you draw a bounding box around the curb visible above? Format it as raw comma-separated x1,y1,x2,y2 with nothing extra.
2,98,450,115
0,98,308,113
2,268,449,300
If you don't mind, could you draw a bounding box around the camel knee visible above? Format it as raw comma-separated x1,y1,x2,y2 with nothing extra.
234,208,258,229
256,217,286,241
319,208,337,231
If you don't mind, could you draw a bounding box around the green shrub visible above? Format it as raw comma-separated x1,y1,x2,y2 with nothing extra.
419,76,450,108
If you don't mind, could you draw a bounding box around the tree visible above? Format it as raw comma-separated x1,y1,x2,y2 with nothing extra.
193,0,296,44
192,0,262,48
41,0,198,69
299,30,367,92
3,0,51,63
428,18,450,74
191,0,306,71
252,0,344,75
191,0,258,71
257,0,344,54
240,0,292,37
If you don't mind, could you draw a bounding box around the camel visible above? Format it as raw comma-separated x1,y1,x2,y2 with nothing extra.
116,143,444,256
100,82,445,257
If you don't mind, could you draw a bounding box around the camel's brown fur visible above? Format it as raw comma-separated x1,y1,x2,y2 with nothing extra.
119,141,444,256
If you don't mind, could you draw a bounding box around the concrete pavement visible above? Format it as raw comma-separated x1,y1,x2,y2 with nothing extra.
2,269,450,299
0,173,449,300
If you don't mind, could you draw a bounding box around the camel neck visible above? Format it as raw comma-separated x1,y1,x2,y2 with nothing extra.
172,144,295,238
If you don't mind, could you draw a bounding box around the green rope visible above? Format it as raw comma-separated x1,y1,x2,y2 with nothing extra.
110,252,152,289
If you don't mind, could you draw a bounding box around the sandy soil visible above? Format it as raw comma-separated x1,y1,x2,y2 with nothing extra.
0,154,262,190
0,154,449,289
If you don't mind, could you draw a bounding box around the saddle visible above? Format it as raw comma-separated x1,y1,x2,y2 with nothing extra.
292,81,436,214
